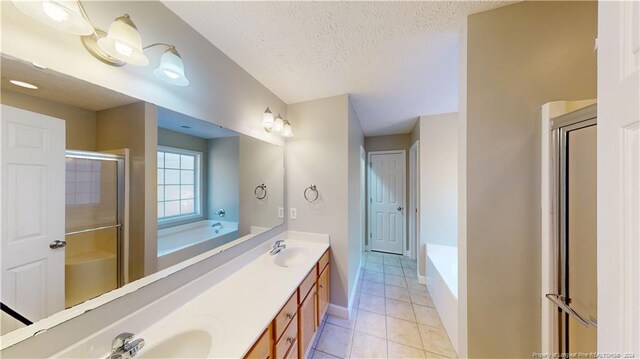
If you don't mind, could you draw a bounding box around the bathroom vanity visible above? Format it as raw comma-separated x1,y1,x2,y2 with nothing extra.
19,233,332,359
245,246,330,359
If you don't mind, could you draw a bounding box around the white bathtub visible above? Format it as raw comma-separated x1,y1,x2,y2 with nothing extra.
157,220,239,270
426,244,459,355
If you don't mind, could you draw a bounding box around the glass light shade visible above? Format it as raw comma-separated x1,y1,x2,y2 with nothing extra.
273,115,284,133
282,121,293,138
13,0,94,35
262,107,274,130
97,14,148,66
153,48,189,86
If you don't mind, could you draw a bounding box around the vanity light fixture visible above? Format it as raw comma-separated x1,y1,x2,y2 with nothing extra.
13,0,93,35
262,107,275,131
281,121,294,138
9,80,39,90
273,114,284,133
152,45,189,86
97,14,148,66
12,0,190,86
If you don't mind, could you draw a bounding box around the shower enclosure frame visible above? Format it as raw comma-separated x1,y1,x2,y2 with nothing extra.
65,150,126,288
549,105,597,354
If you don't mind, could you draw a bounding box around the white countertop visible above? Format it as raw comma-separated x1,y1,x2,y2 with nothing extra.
132,237,329,358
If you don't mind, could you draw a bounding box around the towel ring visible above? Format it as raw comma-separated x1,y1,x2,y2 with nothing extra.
304,185,319,202
254,183,267,200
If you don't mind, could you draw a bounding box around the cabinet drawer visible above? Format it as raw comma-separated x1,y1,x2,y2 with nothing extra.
244,326,271,359
283,342,298,359
298,268,317,301
275,314,298,359
274,292,297,341
319,250,330,272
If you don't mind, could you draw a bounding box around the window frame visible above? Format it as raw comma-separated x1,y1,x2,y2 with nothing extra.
157,145,203,224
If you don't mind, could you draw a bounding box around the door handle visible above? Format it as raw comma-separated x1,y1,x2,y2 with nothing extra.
397,206,403,211
49,240,66,249
545,293,596,328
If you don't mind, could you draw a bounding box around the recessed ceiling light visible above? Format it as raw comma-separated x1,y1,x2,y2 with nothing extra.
31,62,47,69
9,80,38,90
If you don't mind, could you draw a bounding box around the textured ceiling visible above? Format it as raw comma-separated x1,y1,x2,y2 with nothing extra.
0,55,138,111
163,1,513,136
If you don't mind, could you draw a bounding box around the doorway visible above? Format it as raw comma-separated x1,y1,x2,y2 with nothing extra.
368,150,406,255
546,106,597,354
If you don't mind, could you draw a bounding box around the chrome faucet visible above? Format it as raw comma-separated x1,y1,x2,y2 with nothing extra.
211,222,222,233
108,333,145,359
270,240,286,255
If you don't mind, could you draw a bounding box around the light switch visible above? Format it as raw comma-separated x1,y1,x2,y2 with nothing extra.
290,208,297,220
278,207,284,218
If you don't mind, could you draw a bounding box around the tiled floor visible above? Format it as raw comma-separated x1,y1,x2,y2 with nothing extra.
309,252,457,359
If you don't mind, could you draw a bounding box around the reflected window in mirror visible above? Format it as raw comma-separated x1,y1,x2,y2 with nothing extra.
157,146,202,222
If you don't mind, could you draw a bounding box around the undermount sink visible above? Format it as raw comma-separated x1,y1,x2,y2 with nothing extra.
138,330,212,358
273,247,310,267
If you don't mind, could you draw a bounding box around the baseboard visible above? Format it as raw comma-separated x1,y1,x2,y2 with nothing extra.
418,274,427,285
327,260,363,320
327,303,349,319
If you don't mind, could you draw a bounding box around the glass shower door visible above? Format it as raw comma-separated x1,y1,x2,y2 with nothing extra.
548,110,598,355
64,152,123,308
565,124,597,353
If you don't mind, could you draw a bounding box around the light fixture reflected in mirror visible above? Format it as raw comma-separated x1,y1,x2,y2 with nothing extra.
97,14,148,66
262,109,293,138
13,0,94,35
152,46,189,86
263,107,274,131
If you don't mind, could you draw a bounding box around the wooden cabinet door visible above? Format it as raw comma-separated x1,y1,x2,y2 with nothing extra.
244,326,272,359
298,286,317,358
317,267,330,325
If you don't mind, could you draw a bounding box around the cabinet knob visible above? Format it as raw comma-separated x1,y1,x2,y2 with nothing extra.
286,312,294,320
287,336,296,345
319,284,324,289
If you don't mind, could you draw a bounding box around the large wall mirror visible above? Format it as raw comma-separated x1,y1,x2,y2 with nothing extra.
0,55,285,336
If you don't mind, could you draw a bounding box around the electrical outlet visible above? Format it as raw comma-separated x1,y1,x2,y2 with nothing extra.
278,207,284,218
290,208,297,220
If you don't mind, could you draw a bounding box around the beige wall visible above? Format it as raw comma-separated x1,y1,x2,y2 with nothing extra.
96,102,158,280
239,136,285,235
364,134,412,152
420,113,458,248
0,89,96,150
347,98,364,309
287,94,352,308
208,137,240,223
410,119,420,146
463,2,597,357
364,133,412,250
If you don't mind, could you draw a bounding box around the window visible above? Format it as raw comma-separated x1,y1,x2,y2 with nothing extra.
157,146,201,222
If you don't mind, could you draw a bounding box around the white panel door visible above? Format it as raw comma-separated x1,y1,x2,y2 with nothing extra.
1,105,66,323
369,151,405,254
597,1,640,355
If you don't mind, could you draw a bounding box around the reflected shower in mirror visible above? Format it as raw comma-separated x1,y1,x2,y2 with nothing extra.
0,54,284,336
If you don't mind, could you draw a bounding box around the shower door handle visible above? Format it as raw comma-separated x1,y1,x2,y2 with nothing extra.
545,293,596,328
49,240,67,249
